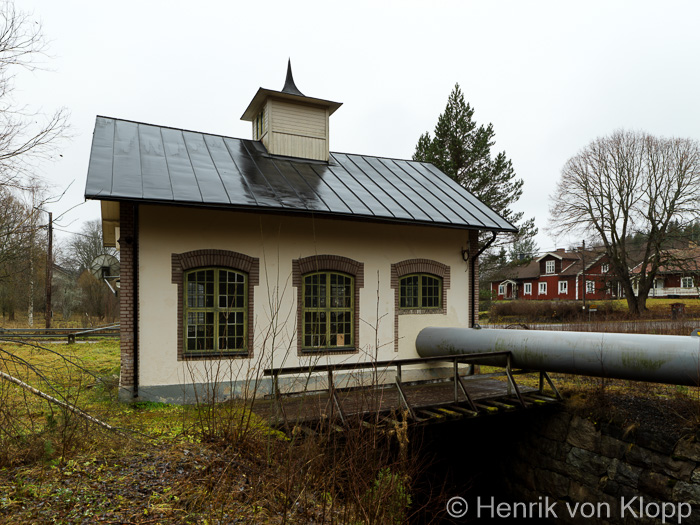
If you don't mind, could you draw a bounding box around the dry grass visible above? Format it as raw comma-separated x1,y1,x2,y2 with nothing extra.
0,339,431,524
4,314,700,522
488,297,700,324
0,312,114,329
489,299,615,323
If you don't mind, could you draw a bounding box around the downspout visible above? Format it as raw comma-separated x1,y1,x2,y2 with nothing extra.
132,205,139,398
581,240,586,307
470,231,497,327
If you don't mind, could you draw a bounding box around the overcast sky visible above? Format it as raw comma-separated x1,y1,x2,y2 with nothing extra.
15,0,700,253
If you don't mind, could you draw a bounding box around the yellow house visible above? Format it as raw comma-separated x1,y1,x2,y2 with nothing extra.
84,63,516,402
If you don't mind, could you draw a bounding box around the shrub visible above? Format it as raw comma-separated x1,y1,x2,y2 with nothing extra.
489,300,614,323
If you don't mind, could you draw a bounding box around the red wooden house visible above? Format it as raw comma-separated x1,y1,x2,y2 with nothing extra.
631,247,700,298
491,248,615,302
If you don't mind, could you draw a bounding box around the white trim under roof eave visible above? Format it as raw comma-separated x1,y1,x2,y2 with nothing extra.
561,261,577,273
583,253,606,271
535,252,563,262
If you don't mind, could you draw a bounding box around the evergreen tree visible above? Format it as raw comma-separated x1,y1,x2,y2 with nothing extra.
414,83,537,249
507,236,539,265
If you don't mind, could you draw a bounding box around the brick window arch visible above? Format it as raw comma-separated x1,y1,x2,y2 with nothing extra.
172,250,259,360
292,255,364,355
390,259,450,352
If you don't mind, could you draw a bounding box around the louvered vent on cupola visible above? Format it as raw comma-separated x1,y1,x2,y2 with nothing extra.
240,60,342,162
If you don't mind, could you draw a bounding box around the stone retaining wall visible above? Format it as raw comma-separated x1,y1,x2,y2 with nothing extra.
504,410,700,524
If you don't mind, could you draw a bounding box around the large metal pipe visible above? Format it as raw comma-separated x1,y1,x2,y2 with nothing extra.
416,327,700,387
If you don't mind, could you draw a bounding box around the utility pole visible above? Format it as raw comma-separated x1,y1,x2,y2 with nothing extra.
581,240,586,308
45,211,53,329
28,194,36,327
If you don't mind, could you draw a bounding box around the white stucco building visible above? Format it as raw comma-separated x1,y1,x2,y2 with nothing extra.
84,64,515,402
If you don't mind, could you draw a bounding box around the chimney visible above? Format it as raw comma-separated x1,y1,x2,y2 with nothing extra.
240,60,342,162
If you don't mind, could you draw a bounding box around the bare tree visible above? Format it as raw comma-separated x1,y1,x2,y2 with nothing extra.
63,219,118,273
0,1,68,191
0,2,68,324
549,130,700,315
0,187,48,322
58,219,118,322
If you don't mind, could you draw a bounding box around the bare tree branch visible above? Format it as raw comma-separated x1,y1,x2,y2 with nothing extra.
0,1,69,189
548,130,700,315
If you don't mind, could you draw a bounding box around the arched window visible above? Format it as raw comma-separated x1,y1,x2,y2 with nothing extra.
184,268,248,354
302,271,354,350
293,255,364,355
390,259,450,352
172,249,259,360
399,273,442,309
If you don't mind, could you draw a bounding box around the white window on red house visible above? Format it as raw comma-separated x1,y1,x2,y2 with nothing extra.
498,284,506,295
559,281,568,294
586,280,595,294
546,260,555,274
539,282,547,294
681,277,694,288
601,263,609,274
524,283,532,295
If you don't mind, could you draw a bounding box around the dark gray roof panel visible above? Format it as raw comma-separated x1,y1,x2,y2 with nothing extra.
224,138,280,206
365,156,444,223
241,142,309,209
84,116,517,232
160,128,203,202
273,161,330,212
139,124,173,201
332,153,403,219
112,120,143,199
202,134,255,205
182,131,229,204
386,158,464,224
419,162,504,230
85,117,115,198
306,163,369,215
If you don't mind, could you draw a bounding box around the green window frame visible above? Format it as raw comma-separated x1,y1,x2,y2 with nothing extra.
254,108,265,139
184,268,248,355
399,273,442,309
302,271,354,351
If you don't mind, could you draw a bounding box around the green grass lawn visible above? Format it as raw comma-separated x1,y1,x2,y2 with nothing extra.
0,339,368,523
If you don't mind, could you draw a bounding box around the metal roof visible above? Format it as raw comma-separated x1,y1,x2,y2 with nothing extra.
84,116,517,232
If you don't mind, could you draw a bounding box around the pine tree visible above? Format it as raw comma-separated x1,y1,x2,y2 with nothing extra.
414,83,537,250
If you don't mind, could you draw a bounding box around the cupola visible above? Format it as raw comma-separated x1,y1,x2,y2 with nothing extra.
240,60,342,162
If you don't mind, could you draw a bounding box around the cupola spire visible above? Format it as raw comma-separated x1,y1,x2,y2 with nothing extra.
281,59,304,97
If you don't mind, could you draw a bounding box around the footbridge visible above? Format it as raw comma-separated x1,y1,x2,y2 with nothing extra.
255,326,700,433
256,351,561,433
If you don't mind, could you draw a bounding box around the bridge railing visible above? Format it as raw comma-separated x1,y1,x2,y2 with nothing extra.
264,352,560,425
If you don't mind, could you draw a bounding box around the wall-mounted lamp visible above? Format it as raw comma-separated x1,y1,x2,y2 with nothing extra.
461,246,470,262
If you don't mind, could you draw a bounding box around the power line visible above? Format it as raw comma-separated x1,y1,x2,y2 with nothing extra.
53,227,98,239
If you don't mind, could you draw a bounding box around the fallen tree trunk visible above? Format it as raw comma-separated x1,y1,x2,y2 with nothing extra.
0,370,129,438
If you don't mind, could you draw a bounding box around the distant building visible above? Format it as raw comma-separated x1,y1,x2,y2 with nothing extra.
631,247,700,298
491,248,614,301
